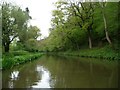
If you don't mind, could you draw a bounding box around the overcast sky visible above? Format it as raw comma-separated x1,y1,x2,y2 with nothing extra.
3,0,58,39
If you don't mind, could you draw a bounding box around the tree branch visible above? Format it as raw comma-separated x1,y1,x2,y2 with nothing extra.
10,35,18,43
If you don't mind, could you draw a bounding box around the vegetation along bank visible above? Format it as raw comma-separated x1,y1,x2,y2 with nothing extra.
49,46,119,60
2,51,43,70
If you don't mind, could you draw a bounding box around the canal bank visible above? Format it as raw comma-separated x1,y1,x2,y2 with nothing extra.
2,51,44,70
2,46,119,70
48,46,119,60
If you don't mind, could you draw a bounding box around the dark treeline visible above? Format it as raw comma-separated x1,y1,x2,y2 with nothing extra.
39,1,119,52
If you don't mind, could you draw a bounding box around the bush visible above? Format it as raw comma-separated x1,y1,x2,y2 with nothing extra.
2,53,43,70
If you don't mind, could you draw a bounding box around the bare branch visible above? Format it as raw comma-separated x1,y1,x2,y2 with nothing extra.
10,34,18,43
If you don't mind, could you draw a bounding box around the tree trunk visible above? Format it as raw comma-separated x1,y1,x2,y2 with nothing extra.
4,43,10,52
102,10,112,45
99,2,112,45
88,29,92,49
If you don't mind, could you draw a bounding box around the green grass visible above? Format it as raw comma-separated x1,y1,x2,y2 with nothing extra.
53,45,119,60
2,50,29,58
2,51,43,70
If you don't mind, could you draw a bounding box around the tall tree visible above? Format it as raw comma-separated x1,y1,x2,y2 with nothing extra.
99,0,112,45
2,3,16,52
2,3,30,52
68,0,95,49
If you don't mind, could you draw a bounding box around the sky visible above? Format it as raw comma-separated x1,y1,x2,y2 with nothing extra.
2,0,58,39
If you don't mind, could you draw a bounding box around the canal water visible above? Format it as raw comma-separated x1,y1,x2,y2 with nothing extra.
2,55,118,88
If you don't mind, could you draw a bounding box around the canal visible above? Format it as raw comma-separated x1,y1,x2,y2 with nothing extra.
2,55,118,88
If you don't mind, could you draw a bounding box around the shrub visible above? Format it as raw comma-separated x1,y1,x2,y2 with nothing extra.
2,53,43,70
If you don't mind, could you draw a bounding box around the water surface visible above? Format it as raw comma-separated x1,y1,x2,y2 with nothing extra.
2,55,118,88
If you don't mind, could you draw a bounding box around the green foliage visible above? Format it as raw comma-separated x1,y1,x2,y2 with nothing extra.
56,45,119,60
10,41,25,51
18,25,41,52
25,39,38,52
2,2,41,52
2,52,43,70
39,2,119,53
2,2,30,52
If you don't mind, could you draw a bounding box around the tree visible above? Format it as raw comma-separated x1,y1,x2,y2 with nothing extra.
2,3,30,52
51,0,95,49
99,1,112,45
2,3,17,52
40,1,118,52
47,0,95,51
24,26,41,51
67,0,95,49
11,6,30,44
27,26,41,40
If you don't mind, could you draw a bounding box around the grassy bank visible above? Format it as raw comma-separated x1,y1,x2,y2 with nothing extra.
50,46,119,60
2,51,43,70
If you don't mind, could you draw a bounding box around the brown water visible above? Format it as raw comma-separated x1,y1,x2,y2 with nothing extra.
2,55,118,88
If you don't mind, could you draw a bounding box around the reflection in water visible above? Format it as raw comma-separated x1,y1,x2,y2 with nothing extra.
9,71,19,88
32,66,51,88
10,71,19,80
8,81,13,88
2,55,118,88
